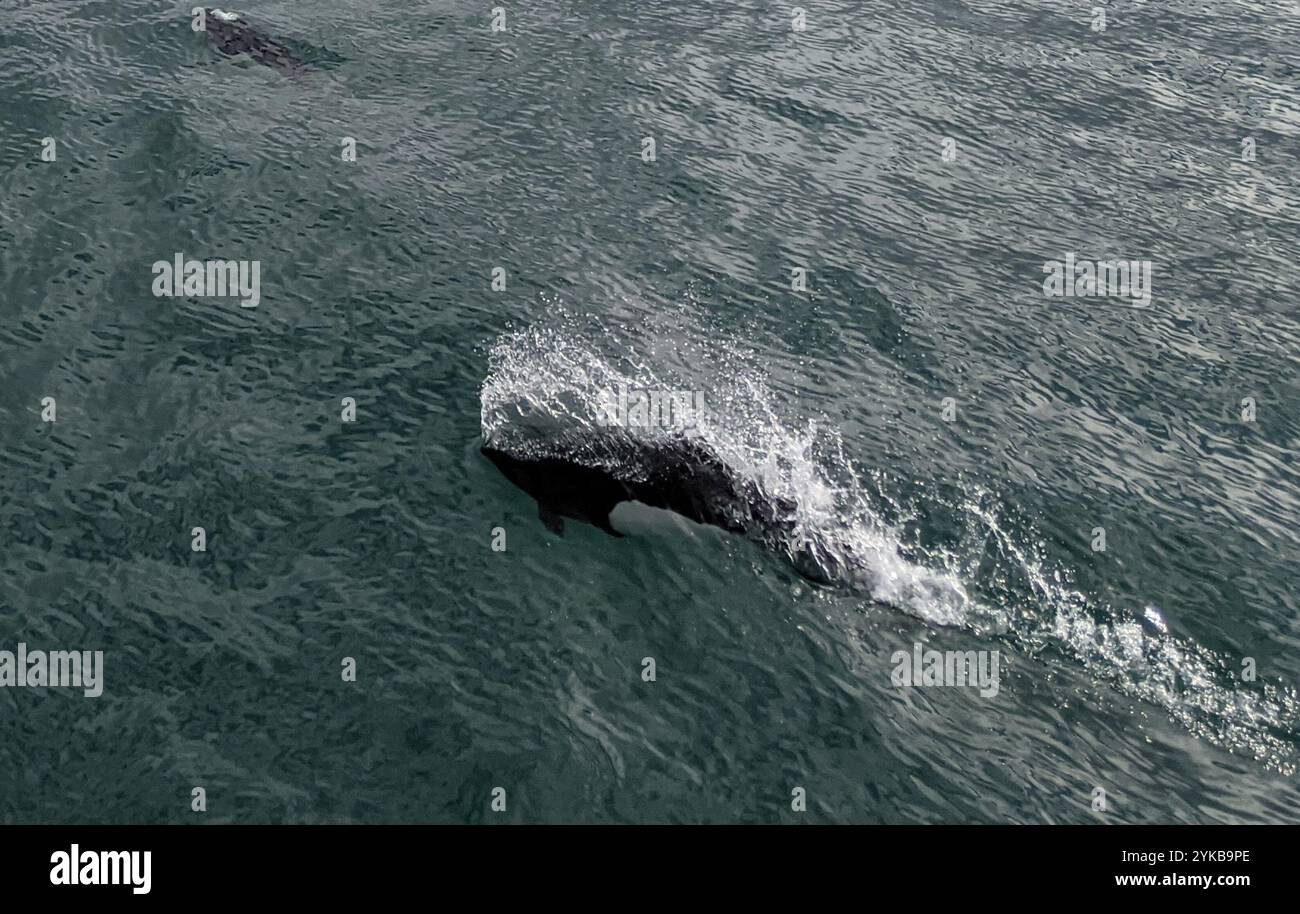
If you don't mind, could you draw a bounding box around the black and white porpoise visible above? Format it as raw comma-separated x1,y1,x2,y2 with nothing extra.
480,436,839,585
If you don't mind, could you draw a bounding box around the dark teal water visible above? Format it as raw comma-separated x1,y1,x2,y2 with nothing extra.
2,0,1298,823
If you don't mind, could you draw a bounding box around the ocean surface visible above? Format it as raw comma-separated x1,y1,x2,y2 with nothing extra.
1,0,1298,823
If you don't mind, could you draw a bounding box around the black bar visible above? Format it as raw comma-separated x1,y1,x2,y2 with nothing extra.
1,824,1281,899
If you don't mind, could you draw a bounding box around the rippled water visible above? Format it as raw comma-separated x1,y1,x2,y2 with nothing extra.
1,1,1298,823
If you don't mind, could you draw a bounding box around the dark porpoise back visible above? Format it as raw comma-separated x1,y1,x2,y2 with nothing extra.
202,8,306,74
480,436,831,580
482,448,633,537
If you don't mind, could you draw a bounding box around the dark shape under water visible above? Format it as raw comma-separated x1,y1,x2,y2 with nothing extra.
481,435,836,584
201,8,306,73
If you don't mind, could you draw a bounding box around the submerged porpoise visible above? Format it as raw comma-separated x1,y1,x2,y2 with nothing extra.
201,8,306,73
